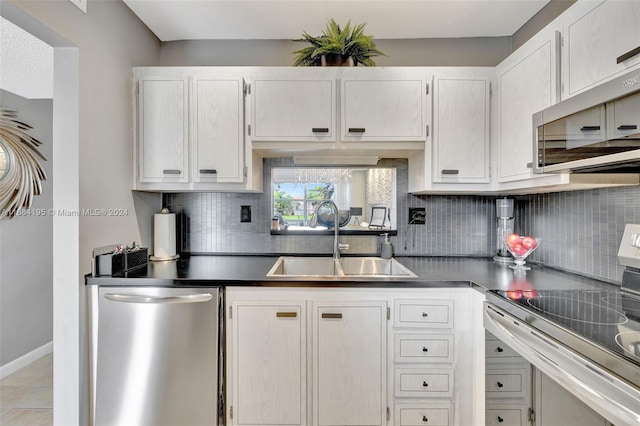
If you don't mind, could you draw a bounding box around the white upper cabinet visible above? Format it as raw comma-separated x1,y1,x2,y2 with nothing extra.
138,76,189,183
193,78,245,183
496,30,560,183
432,74,490,183
250,72,336,141
133,68,262,192
341,73,427,142
563,0,640,98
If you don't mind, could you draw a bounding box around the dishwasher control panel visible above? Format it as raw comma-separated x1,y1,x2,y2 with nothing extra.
619,223,640,269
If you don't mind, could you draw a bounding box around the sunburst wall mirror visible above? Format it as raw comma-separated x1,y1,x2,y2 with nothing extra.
0,109,48,219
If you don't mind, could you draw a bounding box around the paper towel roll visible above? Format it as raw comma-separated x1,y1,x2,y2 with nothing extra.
151,213,179,261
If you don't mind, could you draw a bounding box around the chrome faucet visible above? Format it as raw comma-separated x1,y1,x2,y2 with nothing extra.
309,200,348,259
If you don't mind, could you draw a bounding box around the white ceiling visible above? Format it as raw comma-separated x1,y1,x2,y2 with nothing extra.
123,0,551,41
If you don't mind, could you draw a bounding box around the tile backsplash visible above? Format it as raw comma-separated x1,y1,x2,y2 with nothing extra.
163,157,640,284
517,185,640,284
163,158,497,257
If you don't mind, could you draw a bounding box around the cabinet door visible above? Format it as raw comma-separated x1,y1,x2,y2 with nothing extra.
251,78,335,141
498,34,558,182
192,78,244,183
341,78,427,141
432,75,490,183
535,368,609,426
564,0,640,97
313,301,387,426
232,302,306,426
138,77,189,183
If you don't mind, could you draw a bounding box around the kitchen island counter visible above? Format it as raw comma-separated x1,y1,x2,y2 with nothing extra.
85,255,617,293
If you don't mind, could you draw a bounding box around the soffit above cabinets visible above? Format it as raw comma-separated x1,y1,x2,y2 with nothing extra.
123,0,549,41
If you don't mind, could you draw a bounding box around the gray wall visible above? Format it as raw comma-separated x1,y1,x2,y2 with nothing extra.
160,37,512,66
164,158,497,257
512,0,576,51
0,90,53,365
9,0,162,277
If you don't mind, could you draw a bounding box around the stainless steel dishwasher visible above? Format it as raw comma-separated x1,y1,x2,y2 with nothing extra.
89,285,221,426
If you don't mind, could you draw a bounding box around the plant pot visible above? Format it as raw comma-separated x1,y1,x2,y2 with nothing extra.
321,54,356,66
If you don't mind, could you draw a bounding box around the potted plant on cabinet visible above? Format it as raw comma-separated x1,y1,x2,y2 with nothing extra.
293,19,386,66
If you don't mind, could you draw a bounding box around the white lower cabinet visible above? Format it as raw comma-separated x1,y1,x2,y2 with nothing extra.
231,301,306,426
313,301,387,426
226,287,485,426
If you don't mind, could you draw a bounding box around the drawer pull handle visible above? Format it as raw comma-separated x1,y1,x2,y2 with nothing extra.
348,127,366,133
497,416,504,423
526,162,533,169
441,169,459,175
422,312,429,317
580,126,600,131
162,169,181,175
199,169,217,174
496,381,504,388
422,347,429,352
617,45,640,64
422,415,428,422
422,381,429,387
496,346,504,353
276,312,297,318
312,127,329,133
618,124,638,131
322,313,342,319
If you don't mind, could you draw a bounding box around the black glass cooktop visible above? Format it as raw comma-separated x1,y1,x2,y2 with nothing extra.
489,288,640,368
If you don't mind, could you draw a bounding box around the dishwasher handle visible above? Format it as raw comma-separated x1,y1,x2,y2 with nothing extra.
104,293,214,304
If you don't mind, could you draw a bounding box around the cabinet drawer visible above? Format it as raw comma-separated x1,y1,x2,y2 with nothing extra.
395,334,453,364
395,300,454,328
486,406,527,426
395,403,453,426
486,371,527,399
395,368,454,398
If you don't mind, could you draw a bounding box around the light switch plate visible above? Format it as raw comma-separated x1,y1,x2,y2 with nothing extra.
240,205,251,223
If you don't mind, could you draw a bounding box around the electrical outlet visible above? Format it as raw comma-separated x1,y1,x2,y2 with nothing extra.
408,207,426,225
240,205,251,223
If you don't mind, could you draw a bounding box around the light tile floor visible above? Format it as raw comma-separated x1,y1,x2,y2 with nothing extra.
0,354,53,425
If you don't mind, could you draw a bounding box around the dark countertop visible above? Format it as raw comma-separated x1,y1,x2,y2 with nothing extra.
85,254,618,293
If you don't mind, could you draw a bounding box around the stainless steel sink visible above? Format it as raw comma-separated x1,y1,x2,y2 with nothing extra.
266,256,417,279
266,257,341,277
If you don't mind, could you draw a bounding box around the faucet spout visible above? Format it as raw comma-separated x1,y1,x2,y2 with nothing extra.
309,199,341,259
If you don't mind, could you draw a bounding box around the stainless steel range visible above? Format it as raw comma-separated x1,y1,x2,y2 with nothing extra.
484,223,640,425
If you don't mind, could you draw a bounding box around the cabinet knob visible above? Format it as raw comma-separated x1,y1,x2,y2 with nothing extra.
348,127,366,133
441,169,459,175
497,416,504,423
496,346,504,353
162,169,181,175
496,382,504,388
312,127,329,133
618,124,638,131
422,312,429,317
422,415,429,422
422,381,429,387
422,347,429,352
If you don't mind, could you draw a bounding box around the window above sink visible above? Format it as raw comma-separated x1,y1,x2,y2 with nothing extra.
270,166,397,235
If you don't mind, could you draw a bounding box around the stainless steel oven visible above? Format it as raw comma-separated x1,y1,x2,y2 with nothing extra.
533,69,640,174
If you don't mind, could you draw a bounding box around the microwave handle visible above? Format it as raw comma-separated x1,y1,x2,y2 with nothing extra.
531,112,545,174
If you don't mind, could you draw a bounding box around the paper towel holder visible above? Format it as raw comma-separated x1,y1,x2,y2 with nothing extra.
150,207,180,261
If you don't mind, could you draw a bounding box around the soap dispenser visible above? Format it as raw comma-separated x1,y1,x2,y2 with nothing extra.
381,233,393,259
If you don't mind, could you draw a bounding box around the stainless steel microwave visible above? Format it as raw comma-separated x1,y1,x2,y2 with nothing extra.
533,69,640,174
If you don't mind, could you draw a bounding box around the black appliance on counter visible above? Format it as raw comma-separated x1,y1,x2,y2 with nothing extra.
484,223,640,425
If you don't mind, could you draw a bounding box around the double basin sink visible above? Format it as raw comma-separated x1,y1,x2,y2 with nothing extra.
266,256,417,279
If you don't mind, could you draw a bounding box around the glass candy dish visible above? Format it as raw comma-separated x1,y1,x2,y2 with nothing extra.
506,236,540,271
